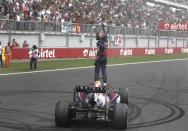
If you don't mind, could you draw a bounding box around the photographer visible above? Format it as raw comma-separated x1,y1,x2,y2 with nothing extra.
29,45,39,70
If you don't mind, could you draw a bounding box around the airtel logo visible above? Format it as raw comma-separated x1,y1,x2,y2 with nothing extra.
181,48,188,53
83,48,97,57
164,23,170,29
120,49,133,56
39,48,55,58
162,23,188,30
145,49,155,55
165,48,173,54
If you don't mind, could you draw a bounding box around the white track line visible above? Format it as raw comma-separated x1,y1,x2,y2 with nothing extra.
0,58,187,76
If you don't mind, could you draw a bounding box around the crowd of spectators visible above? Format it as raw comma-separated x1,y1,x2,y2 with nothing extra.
170,0,188,6
0,0,187,29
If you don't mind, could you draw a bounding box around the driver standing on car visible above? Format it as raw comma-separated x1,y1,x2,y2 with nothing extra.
94,25,108,86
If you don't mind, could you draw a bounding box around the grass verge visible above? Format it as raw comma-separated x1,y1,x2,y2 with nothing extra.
0,54,187,74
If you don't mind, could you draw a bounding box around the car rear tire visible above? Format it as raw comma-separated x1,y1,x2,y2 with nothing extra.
112,103,128,129
120,87,128,105
55,101,70,127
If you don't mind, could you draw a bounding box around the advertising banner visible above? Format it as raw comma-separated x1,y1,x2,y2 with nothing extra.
11,47,187,60
159,22,188,31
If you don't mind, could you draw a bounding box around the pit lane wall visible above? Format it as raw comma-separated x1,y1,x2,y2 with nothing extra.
11,47,188,60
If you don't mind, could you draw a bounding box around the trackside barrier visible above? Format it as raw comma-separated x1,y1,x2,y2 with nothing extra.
11,48,188,60
1,19,188,49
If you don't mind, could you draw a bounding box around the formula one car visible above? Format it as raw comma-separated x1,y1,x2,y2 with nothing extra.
55,82,128,129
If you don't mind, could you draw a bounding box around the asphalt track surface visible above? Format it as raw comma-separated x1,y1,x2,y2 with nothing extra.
0,60,188,131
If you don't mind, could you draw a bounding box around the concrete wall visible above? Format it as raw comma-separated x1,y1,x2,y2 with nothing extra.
0,32,187,48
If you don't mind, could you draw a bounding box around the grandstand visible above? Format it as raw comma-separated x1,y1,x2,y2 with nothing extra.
0,0,188,29
169,0,188,6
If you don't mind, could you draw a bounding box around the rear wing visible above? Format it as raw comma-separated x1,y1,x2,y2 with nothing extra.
75,86,106,93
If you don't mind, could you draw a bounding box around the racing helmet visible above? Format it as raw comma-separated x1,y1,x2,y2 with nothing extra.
96,31,105,40
99,31,104,38
94,81,101,87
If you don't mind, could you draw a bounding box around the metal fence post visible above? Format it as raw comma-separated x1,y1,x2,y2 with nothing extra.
148,28,151,48
157,30,160,48
175,31,177,48
66,31,69,47
183,31,185,48
155,29,157,48
8,20,12,42
109,26,112,48
90,24,93,47
38,21,42,47
123,26,126,48
136,28,139,48
167,31,169,49
187,32,188,47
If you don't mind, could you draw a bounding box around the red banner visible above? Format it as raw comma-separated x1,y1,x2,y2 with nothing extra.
159,22,188,30
11,48,187,60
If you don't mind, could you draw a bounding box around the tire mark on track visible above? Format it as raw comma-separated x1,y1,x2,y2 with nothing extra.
135,73,167,109
0,90,72,96
128,97,185,129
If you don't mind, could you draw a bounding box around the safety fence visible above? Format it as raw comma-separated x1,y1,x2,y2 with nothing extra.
0,19,188,48
1,19,188,36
